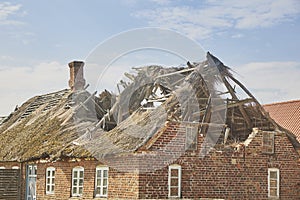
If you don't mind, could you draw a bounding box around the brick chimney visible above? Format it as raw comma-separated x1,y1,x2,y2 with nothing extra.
68,61,86,91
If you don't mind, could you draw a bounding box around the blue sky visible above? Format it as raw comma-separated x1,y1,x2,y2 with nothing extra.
0,0,300,115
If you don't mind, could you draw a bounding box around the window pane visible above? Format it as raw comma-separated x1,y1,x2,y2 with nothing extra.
51,185,54,192
270,171,277,179
47,185,50,192
103,187,107,195
73,179,78,186
52,170,55,177
96,179,101,186
97,170,101,177
47,170,50,177
103,178,108,186
103,170,108,177
73,171,78,178
96,187,100,195
270,180,277,187
79,179,83,186
270,188,277,196
171,169,178,177
79,171,84,178
170,187,178,196
170,178,178,187
72,187,77,194
52,177,55,184
79,187,83,194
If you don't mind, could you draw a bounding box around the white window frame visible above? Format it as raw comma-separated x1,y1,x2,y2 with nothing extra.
95,166,109,197
46,167,55,194
185,126,198,150
262,132,275,154
12,166,19,169
72,167,84,197
268,168,280,198
168,165,181,198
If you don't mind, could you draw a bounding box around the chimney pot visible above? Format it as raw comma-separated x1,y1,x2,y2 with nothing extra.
68,61,86,91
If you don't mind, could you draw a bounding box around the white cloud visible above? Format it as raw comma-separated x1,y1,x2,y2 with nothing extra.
234,61,300,104
0,2,23,25
0,55,13,61
231,33,244,39
149,0,171,5
0,61,69,115
133,0,300,39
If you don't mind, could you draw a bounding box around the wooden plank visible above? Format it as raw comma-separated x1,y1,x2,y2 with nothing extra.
0,169,20,200
222,77,253,128
155,67,195,78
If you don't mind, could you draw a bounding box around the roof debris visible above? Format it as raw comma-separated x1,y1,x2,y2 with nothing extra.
0,52,299,162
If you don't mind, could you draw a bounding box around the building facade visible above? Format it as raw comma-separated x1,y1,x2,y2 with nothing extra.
0,53,299,199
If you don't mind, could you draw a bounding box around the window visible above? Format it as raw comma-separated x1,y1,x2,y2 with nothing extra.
168,165,181,198
262,132,274,154
95,166,109,197
26,165,37,200
185,127,197,150
72,167,84,196
46,167,55,194
268,168,279,198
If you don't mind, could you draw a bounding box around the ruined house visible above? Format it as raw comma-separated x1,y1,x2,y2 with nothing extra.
0,53,299,200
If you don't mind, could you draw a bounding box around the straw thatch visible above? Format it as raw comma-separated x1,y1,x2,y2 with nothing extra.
0,52,298,162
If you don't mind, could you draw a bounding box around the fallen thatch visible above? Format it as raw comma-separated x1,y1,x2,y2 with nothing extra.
0,52,299,163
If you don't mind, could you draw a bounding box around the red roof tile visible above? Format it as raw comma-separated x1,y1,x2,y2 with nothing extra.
264,100,300,142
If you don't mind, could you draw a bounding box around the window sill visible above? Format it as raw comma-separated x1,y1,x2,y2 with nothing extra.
94,195,108,199
268,197,279,200
69,196,83,200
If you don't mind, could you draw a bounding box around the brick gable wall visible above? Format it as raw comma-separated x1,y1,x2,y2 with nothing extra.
138,123,300,199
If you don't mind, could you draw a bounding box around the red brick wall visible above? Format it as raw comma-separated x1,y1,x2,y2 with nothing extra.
138,124,300,199
36,159,97,200
1,123,299,199
0,161,20,169
109,170,139,199
34,159,138,200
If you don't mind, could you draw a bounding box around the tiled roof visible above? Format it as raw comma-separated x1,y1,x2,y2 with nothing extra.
264,100,300,142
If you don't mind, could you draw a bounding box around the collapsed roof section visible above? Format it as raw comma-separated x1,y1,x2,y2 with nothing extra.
88,52,285,142
0,52,299,162
71,52,300,160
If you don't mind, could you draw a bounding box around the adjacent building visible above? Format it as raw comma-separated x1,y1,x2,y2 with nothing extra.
264,100,300,142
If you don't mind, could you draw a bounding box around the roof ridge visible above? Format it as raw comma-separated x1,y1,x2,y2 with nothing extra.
264,99,300,107
36,88,70,97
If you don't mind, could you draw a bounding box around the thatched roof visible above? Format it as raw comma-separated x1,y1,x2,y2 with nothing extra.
0,117,7,126
0,89,96,162
0,52,299,162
